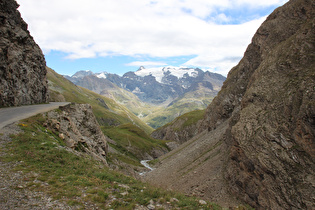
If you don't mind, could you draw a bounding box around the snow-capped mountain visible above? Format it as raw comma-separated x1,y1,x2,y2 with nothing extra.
64,67,226,128
135,66,200,83
65,66,226,105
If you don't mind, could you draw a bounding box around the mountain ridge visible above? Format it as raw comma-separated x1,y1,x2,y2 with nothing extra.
65,67,226,128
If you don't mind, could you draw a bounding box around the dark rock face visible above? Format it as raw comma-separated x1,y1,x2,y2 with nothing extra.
0,0,48,107
200,0,315,208
45,103,108,165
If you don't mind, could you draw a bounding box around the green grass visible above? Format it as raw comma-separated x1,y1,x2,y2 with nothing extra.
145,100,209,129
1,115,222,209
154,109,205,135
102,124,169,164
47,67,153,134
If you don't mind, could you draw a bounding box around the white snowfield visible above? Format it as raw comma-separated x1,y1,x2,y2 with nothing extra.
134,66,201,83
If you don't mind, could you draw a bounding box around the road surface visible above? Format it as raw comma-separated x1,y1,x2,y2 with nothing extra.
0,102,70,129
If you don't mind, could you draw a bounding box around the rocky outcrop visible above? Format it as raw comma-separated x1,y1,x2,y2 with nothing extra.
200,0,315,208
145,0,315,209
0,0,48,107
151,110,204,146
45,103,108,165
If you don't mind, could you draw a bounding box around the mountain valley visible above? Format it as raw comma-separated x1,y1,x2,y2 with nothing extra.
0,0,314,209
65,66,225,128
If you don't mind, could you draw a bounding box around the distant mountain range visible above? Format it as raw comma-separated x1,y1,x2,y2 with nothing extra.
64,66,226,128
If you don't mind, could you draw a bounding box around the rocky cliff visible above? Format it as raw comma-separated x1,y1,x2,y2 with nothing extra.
0,0,48,107
145,0,315,209
151,110,204,146
45,103,108,165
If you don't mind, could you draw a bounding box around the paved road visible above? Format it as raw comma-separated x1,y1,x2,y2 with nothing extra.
0,102,70,129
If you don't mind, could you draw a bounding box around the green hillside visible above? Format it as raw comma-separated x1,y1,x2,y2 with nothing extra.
47,67,170,168
47,67,153,134
144,94,212,129
1,115,220,209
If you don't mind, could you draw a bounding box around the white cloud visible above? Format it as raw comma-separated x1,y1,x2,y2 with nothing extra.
16,0,288,75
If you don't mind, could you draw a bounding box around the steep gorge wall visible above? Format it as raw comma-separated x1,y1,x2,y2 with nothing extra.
0,0,48,107
200,0,315,208
146,0,314,209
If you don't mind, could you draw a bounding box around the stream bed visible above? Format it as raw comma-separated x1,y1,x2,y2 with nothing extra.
139,160,154,176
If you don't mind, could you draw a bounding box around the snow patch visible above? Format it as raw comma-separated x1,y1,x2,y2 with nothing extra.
96,72,107,79
135,66,203,83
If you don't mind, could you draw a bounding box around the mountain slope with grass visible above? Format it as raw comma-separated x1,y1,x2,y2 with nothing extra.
48,67,153,134
0,117,221,209
47,67,170,173
66,67,225,128
152,109,205,146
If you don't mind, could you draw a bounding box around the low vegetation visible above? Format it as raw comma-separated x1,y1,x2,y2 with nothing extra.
1,115,222,209
47,67,153,134
145,97,211,129
102,124,168,165
48,67,165,167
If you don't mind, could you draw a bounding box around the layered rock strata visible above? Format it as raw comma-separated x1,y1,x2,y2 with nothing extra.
145,0,315,209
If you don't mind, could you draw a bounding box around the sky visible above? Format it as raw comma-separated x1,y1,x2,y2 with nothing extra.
16,0,289,76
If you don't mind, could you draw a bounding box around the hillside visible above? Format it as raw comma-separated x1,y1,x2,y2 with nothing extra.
48,67,153,133
66,67,225,128
0,115,220,209
152,109,205,146
144,0,315,209
47,67,170,172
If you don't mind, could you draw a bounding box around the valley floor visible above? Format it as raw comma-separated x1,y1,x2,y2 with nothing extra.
143,120,243,208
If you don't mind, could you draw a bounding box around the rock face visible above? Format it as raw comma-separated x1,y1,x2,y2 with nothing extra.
45,103,108,165
0,0,48,107
151,110,204,146
145,0,315,209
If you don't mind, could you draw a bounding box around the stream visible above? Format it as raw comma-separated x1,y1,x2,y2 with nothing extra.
139,160,154,176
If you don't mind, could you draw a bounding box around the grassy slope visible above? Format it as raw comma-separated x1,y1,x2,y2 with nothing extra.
144,94,212,129
157,109,206,132
1,115,221,209
47,67,153,134
47,68,171,168
102,124,168,162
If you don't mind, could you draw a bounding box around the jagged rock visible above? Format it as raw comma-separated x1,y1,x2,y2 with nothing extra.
0,0,48,107
145,0,315,209
45,103,109,165
151,111,203,145
165,141,180,150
